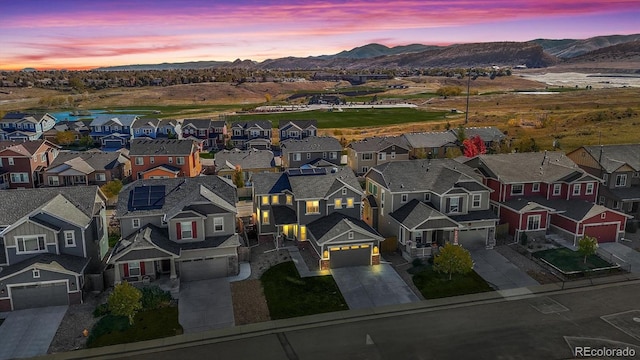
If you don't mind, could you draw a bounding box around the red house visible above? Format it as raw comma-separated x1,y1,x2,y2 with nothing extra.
0,140,59,188
465,151,630,244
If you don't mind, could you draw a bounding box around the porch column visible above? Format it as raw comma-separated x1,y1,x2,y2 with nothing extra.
114,263,121,284
170,259,177,279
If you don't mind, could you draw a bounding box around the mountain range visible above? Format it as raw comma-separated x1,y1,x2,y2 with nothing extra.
95,34,640,71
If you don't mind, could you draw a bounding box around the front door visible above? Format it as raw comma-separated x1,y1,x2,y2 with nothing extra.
160,259,171,274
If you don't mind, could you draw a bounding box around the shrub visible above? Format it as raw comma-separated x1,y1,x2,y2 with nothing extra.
625,221,638,233
93,303,110,318
140,286,172,310
412,258,424,267
520,232,528,246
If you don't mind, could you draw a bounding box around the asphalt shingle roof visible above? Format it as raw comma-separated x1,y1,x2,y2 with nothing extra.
403,131,457,148
182,118,212,129
89,114,138,127
49,151,126,171
307,213,381,245
131,118,160,129
390,199,458,230
453,127,505,143
0,253,90,280
129,139,196,156
280,136,342,152
278,120,317,130
348,135,409,152
582,144,640,172
214,149,275,170
231,120,273,130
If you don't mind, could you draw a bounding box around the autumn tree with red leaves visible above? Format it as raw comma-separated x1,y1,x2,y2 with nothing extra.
463,135,487,157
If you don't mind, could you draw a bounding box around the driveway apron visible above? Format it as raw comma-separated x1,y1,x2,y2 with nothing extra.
178,279,234,334
599,242,640,274
470,247,539,290
0,306,67,360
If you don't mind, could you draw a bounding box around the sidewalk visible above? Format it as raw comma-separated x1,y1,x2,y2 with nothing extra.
287,247,327,277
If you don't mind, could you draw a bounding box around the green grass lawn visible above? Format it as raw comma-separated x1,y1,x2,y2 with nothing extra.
411,264,493,299
87,307,182,348
231,108,449,128
533,248,614,273
261,261,347,319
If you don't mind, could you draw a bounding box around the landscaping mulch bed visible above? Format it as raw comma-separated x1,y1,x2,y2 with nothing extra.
230,279,271,325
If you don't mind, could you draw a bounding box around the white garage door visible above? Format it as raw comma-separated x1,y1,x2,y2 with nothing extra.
11,282,69,310
180,257,228,281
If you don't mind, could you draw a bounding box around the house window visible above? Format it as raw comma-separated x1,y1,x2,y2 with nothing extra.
150,156,155,164
362,153,373,160
362,166,369,173
262,210,270,225
286,195,293,205
603,173,609,185
527,215,541,230
322,152,327,159
329,152,337,159
572,184,581,196
16,235,46,254
48,176,60,186
348,231,354,239
261,196,269,205
128,262,141,276
213,217,224,232
41,153,47,162
64,230,76,247
552,184,562,196
414,231,423,243
10,173,29,183
612,200,620,209
424,193,431,202
334,198,342,209
176,157,185,165
511,184,524,195
33,269,40,278
180,221,193,239
293,153,301,161
472,194,481,208
586,183,594,195
401,194,408,203
135,157,143,165
633,172,640,178
271,195,279,204
307,153,311,159
347,198,354,208
299,225,307,240
601,213,606,220
615,174,627,187
132,218,140,228
306,200,320,214
598,196,605,205
8,157,14,165
96,173,106,182
449,197,460,213
378,153,386,161
532,183,540,192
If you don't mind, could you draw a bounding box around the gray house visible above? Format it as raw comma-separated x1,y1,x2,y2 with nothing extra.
347,136,410,175
252,166,383,268
111,176,240,283
280,136,342,168
230,121,272,150
403,131,458,159
278,120,318,142
214,149,277,186
364,159,497,259
0,186,109,311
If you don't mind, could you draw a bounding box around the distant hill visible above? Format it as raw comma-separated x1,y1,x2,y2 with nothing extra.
317,43,439,59
530,34,640,58
563,40,640,63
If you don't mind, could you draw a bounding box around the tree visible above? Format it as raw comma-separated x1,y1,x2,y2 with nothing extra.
433,243,474,280
100,179,123,199
578,236,598,264
455,125,466,143
232,165,244,188
79,135,95,148
445,147,462,158
54,131,76,146
463,135,486,157
108,282,142,325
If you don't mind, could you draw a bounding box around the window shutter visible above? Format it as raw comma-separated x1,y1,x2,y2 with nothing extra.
140,262,146,275
192,221,197,238
177,222,182,240
123,263,129,277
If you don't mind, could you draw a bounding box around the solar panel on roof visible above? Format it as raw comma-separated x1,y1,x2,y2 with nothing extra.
128,185,166,211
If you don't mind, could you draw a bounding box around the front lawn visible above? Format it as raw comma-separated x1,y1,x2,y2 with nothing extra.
261,261,347,319
87,306,182,348
533,248,614,273
411,264,493,299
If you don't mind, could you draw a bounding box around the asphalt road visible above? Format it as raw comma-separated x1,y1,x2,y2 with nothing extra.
102,282,640,360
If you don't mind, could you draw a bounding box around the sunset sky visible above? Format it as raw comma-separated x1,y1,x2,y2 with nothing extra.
1,0,639,70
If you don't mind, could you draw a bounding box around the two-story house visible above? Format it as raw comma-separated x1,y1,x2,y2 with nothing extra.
181,119,213,148
132,118,161,139
43,120,91,143
465,152,630,245
364,159,497,259
347,136,410,175
89,114,139,148
209,120,227,150
110,176,240,283
252,166,383,269
156,119,182,139
230,121,272,150
214,149,277,186
280,136,342,168
0,140,60,188
403,131,458,159
278,120,317,142
0,186,109,310
43,150,131,187
0,112,57,141
567,144,640,220
129,139,202,180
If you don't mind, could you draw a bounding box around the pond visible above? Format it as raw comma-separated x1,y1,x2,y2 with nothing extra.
51,109,155,122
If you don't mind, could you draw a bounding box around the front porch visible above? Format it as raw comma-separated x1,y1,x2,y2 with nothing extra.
400,228,455,260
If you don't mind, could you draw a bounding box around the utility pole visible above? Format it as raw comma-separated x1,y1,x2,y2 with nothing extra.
465,68,471,125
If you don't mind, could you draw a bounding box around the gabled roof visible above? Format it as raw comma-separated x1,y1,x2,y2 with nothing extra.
403,131,457,148
214,149,275,170
580,144,640,173
231,120,272,130
132,118,160,129
1,112,56,124
0,139,57,157
158,119,181,127
307,213,382,245
110,225,180,262
90,114,138,127
348,135,409,152
280,136,342,152
182,118,212,129
0,253,90,280
48,151,126,172
368,159,485,195
141,164,181,175
390,199,459,230
452,127,505,143
535,198,632,222
130,139,197,156
252,172,291,195
287,166,361,199
278,119,317,130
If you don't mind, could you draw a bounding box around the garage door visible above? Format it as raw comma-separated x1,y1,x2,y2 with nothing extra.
180,257,228,281
458,228,488,250
584,223,618,243
103,140,122,148
11,282,69,310
329,245,371,268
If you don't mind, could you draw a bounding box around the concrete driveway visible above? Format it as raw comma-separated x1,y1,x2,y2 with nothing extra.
599,242,640,274
331,264,419,310
470,247,539,291
179,279,234,334
0,306,67,360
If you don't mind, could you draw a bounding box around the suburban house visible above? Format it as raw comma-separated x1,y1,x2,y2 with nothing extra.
0,186,109,310
464,152,630,244
181,118,214,147
403,131,458,159
278,120,318,142
0,140,60,189
89,114,139,148
346,136,410,175
214,148,277,186
157,119,182,139
452,127,506,149
252,166,384,269
129,139,202,180
43,150,131,187
0,112,57,141
43,120,91,143
567,144,640,220
230,120,272,150
280,136,342,168
132,118,161,139
110,176,240,283
364,159,497,259
209,120,227,150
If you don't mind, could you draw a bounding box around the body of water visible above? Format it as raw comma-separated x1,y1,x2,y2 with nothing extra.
51,109,150,122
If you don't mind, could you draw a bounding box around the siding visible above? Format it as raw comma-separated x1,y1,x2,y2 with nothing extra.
0,269,78,295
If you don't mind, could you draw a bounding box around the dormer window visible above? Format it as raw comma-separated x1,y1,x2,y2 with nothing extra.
342,188,347,196
348,231,354,239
